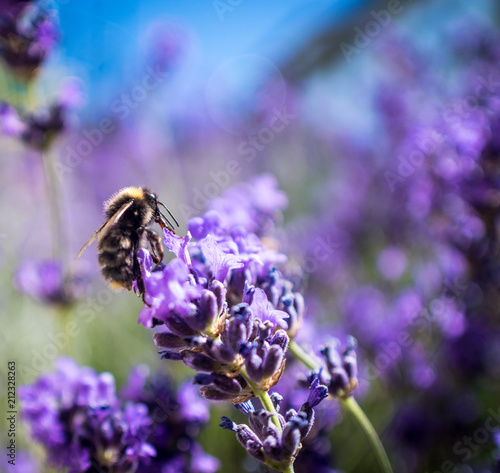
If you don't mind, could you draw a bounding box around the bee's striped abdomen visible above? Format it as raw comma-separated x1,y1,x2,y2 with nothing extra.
97,230,137,290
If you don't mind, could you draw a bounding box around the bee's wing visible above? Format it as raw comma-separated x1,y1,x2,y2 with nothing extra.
75,200,134,259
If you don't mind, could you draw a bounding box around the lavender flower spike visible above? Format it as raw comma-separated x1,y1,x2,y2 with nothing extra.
19,358,155,473
316,336,359,399
219,379,328,472
0,1,59,78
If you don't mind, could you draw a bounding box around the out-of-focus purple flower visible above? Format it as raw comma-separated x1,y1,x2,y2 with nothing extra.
206,173,288,236
58,76,86,109
21,103,66,149
0,102,26,136
19,357,155,473
4,451,39,473
142,19,188,73
15,259,86,305
0,86,80,148
376,246,408,281
0,1,59,78
120,365,218,473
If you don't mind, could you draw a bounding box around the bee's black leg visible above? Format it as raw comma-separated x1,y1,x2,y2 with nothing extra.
144,228,164,265
132,231,146,299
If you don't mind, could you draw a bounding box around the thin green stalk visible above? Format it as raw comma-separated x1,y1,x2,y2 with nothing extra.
41,149,65,261
56,305,73,357
240,367,281,431
288,339,393,473
342,396,393,473
240,368,295,473
288,339,319,371
24,79,36,112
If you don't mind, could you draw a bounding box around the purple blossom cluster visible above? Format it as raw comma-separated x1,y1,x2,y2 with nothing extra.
0,0,59,78
132,174,339,470
15,258,87,305
137,174,305,401
0,77,83,149
20,357,155,473
19,358,217,473
120,365,219,473
220,378,327,472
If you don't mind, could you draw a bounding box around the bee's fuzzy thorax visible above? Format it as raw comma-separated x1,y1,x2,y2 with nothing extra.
104,186,145,213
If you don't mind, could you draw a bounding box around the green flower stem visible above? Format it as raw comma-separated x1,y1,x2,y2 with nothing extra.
41,149,65,261
288,339,393,473
57,305,73,357
342,396,393,473
288,340,320,371
24,80,36,111
240,368,295,473
240,367,282,432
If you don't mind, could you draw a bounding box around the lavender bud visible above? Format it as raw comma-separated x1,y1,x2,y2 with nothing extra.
233,303,254,331
159,350,184,361
196,290,218,330
235,401,255,414
303,377,329,409
270,392,283,411
258,321,274,341
243,282,255,305
199,337,236,363
212,374,244,394
320,337,359,398
285,409,298,422
262,345,284,379
298,377,328,440
220,416,265,463
250,410,280,441
182,352,222,372
153,331,187,349
249,319,260,340
220,415,237,431
194,373,243,395
270,329,290,351
242,439,266,463
209,279,227,315
225,304,253,352
245,348,264,383
164,311,198,337
262,435,283,462
199,386,238,401
281,416,306,459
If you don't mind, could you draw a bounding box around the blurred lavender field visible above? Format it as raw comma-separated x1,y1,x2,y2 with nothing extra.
2,1,500,472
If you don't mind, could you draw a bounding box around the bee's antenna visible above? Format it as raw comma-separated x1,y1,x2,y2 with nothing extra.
158,201,179,227
159,211,176,231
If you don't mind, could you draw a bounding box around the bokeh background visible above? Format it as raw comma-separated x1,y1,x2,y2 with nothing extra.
2,0,500,472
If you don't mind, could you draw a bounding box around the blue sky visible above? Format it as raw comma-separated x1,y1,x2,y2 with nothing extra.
55,0,371,113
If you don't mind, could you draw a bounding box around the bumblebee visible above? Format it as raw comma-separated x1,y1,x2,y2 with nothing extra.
76,186,178,294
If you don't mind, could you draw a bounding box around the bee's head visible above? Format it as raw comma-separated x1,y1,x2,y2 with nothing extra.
145,190,159,213
143,188,179,231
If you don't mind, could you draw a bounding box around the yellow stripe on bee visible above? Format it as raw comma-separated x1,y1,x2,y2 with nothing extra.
119,186,144,199
110,281,129,290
